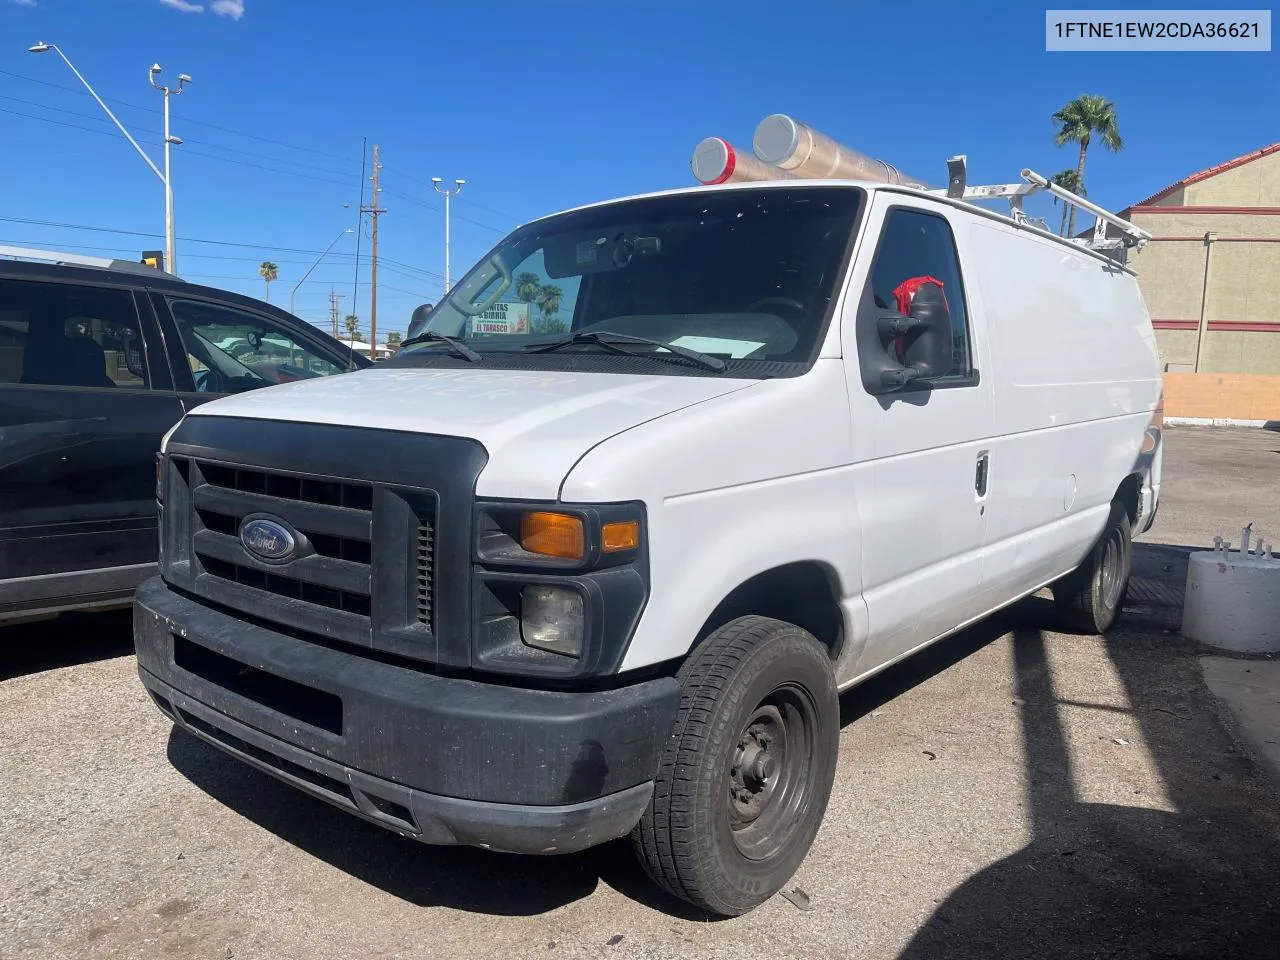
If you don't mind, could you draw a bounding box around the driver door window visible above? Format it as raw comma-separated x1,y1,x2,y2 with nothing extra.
167,299,345,394
867,208,973,381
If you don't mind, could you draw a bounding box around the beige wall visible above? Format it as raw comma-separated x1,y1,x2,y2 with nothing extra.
1148,189,1185,208
1154,328,1198,367
1129,211,1280,323
1183,149,1280,206
1124,161,1280,371
1157,329,1280,373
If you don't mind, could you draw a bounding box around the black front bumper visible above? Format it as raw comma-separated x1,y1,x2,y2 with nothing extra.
134,577,678,854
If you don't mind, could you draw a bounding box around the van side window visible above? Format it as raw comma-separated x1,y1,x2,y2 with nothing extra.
0,278,152,390
868,209,972,379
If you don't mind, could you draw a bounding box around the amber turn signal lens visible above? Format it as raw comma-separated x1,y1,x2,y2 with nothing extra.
520,511,585,560
601,520,640,553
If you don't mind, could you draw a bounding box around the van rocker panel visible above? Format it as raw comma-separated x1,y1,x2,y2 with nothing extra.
134,577,678,819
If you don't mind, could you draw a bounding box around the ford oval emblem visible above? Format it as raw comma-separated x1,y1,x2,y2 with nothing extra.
240,517,296,562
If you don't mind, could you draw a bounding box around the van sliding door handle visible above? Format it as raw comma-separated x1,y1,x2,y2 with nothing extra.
975,451,990,497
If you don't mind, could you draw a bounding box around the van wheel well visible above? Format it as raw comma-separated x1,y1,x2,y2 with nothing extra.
1115,474,1141,525
696,562,844,660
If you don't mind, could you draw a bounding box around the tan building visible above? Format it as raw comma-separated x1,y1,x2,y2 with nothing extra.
1117,141,1280,373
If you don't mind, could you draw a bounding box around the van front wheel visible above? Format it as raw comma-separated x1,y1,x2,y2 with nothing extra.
630,616,839,917
1053,501,1132,634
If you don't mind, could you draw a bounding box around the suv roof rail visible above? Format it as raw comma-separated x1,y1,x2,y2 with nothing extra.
0,244,182,280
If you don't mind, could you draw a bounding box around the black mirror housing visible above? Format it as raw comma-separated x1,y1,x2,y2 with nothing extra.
855,280,952,395
900,282,951,380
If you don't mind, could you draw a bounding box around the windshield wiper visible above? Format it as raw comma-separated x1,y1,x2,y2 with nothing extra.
398,331,482,362
525,330,727,372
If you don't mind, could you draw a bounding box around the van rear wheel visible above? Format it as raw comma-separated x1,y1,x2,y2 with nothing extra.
1053,501,1132,634
630,615,839,917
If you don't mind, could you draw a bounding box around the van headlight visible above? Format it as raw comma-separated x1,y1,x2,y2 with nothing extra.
520,585,584,657
472,500,649,677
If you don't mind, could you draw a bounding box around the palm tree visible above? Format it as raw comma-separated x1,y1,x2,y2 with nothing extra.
515,272,542,305
1049,169,1087,237
535,284,564,333
1052,94,1122,237
259,261,279,303
386,330,402,351
343,314,362,341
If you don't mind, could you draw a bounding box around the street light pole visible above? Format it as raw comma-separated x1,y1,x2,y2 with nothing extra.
28,43,188,273
150,64,191,275
431,177,465,294
291,228,354,316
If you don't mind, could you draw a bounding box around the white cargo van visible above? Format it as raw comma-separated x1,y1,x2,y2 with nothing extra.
136,176,1163,916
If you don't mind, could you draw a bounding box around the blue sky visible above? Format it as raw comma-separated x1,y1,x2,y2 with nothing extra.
0,0,1275,338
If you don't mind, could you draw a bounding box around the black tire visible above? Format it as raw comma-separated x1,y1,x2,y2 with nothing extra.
630,615,839,917
1053,500,1133,634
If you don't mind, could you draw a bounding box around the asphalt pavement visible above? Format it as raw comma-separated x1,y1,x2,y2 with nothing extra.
3,425,1279,960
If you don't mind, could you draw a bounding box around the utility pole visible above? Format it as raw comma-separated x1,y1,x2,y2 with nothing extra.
361,145,386,359
431,176,466,294
328,287,344,339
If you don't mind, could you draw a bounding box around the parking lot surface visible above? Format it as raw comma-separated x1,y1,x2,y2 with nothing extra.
3,426,1279,960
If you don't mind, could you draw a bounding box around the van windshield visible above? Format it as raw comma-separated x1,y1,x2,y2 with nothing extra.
395,186,861,377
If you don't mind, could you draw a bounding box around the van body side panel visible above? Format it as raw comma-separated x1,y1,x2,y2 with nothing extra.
968,221,1162,614
559,361,866,675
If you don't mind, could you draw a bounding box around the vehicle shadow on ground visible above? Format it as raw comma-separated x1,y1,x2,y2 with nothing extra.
168,541,1280,933
164,603,1033,920
897,615,1280,959
0,609,134,681
167,725,710,918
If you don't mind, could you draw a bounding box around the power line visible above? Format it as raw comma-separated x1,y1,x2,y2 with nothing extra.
0,237,374,267
377,260,444,285
383,165,520,222
381,186,509,234
0,93,357,181
0,214,382,256
352,137,367,322
1,104,357,187
0,68,363,168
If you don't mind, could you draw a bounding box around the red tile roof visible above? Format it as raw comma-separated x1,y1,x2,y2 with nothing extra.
1133,141,1280,207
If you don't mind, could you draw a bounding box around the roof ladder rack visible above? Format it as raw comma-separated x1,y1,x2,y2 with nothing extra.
928,157,1151,258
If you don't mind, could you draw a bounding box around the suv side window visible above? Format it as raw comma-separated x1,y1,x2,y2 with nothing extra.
866,208,973,380
167,298,346,394
0,278,154,390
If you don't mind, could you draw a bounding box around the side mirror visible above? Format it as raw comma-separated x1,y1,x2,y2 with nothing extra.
407,302,434,341
856,281,952,394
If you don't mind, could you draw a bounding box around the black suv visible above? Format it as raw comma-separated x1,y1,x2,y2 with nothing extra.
0,249,369,623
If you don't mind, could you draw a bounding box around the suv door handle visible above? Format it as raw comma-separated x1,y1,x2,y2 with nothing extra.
975,450,990,497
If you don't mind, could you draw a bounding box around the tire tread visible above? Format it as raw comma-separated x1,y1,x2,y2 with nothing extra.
631,615,835,914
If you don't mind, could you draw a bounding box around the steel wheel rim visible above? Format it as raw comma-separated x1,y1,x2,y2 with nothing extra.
1101,532,1125,608
725,683,818,860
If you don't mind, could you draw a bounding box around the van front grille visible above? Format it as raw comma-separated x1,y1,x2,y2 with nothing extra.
167,456,437,656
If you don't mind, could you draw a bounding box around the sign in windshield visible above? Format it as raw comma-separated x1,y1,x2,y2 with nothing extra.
467,302,530,336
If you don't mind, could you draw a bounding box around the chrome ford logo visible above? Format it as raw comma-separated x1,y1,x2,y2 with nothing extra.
240,517,296,562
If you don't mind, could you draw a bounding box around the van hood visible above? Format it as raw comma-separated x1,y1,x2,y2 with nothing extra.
185,366,758,499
